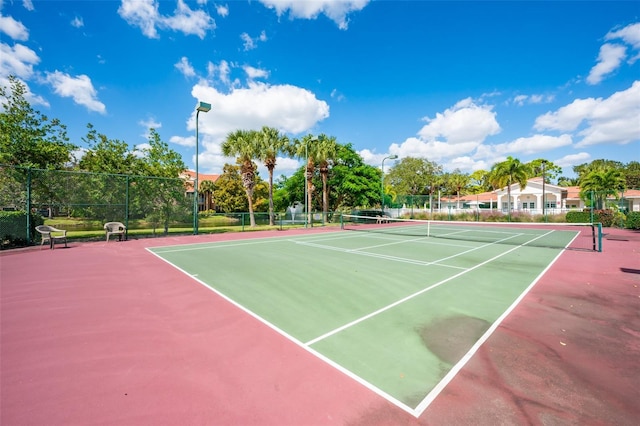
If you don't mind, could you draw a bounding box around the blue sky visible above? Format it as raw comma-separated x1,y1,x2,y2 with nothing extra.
1,1,639,180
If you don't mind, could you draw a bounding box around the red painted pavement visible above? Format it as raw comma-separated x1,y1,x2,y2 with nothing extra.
1,227,639,425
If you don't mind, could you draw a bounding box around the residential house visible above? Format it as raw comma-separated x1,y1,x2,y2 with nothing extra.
181,170,220,212
452,177,640,214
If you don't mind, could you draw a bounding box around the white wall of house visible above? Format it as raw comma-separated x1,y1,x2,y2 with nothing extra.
495,179,568,214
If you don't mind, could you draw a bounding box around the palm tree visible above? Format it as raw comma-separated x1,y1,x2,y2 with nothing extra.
579,168,626,209
221,129,261,227
257,126,290,225
490,156,531,218
199,180,216,212
314,134,338,218
448,170,470,209
294,135,319,225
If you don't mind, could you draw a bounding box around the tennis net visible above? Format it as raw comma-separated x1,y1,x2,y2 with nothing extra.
340,214,602,252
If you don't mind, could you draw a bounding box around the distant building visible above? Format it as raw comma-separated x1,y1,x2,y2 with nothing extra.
450,177,640,214
181,170,220,212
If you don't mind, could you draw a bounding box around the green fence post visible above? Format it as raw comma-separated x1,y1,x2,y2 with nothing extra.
26,167,31,244
125,175,129,240
598,222,603,252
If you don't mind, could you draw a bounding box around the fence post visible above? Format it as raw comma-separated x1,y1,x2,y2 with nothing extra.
26,167,32,244
125,175,130,240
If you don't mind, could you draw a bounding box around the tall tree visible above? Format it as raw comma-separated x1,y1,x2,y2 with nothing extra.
79,124,138,174
446,169,470,209
386,157,442,209
490,156,531,215
256,126,290,225
199,180,216,211
0,75,75,169
315,134,338,216
579,168,626,209
213,164,249,213
468,169,491,193
528,159,561,182
294,134,322,224
573,159,624,181
557,176,579,187
623,161,640,189
136,128,188,232
221,130,261,226
327,143,381,211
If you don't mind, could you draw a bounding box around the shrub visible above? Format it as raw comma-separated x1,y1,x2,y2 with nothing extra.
0,211,44,249
626,212,640,230
566,211,591,223
594,209,615,227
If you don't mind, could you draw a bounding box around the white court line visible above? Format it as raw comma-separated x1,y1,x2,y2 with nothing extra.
150,228,557,418
292,230,525,271
292,240,467,269
145,246,419,417
303,231,544,347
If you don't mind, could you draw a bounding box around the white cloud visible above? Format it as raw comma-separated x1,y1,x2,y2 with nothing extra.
169,134,195,148
258,0,370,30
71,16,84,28
243,65,269,80
241,30,267,51
163,0,215,39
418,98,501,145
446,156,489,173
535,81,640,146
475,134,573,158
45,71,106,114
0,14,29,40
175,56,196,77
534,98,600,132
139,117,162,139
0,75,48,107
512,93,554,106
216,4,229,17
554,152,591,170
586,43,626,85
118,0,160,38
188,80,329,173
0,42,39,79
606,22,640,50
586,22,640,84
357,148,400,171
118,0,215,39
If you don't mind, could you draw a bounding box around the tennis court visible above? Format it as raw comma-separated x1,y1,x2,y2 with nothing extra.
2,222,639,425
149,217,598,416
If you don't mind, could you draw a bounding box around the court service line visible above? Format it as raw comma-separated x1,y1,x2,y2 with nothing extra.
304,229,554,346
292,231,525,271
291,240,467,270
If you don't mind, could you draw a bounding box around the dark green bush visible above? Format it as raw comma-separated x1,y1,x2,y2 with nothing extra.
626,212,640,230
0,211,44,249
566,211,591,223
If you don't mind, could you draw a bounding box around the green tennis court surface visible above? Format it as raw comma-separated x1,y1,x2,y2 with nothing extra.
149,223,580,417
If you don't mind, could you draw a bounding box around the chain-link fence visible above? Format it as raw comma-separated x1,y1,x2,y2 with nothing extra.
0,165,332,249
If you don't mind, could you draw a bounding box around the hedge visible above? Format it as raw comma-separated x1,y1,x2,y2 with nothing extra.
626,211,640,230
0,211,44,249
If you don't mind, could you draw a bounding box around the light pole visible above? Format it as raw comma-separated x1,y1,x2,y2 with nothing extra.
541,159,547,220
193,101,211,235
381,154,398,213
304,136,318,228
